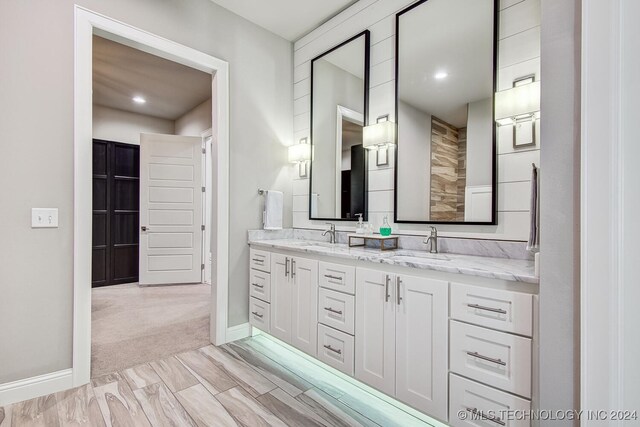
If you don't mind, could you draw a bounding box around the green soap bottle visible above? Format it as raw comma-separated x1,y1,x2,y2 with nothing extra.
379,215,392,236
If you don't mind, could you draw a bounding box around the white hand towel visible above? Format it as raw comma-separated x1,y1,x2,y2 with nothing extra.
263,190,283,230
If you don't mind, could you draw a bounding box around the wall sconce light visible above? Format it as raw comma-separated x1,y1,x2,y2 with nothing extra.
495,78,540,148
288,137,311,177
363,114,396,166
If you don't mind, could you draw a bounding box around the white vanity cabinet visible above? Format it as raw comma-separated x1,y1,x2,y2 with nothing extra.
448,282,535,426
248,242,538,426
249,248,272,332
269,253,318,356
355,267,448,420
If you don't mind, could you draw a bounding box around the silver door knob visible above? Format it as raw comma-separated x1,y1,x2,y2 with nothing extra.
141,226,148,231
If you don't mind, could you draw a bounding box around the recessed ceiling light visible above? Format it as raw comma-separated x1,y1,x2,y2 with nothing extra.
434,71,448,80
132,96,146,104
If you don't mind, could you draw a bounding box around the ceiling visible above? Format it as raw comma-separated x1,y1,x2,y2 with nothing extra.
209,0,359,41
397,0,494,128
93,36,211,120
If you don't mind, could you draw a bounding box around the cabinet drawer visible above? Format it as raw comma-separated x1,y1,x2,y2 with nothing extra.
318,288,355,335
319,261,355,294
317,324,355,376
449,374,531,427
249,297,270,332
450,321,532,398
250,248,271,273
249,270,271,302
451,282,533,336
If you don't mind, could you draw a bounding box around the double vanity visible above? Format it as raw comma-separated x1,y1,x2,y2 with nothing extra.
247,233,538,426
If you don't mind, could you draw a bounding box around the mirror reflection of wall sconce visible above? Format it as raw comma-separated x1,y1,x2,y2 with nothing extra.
495,77,540,148
288,137,312,177
363,114,396,166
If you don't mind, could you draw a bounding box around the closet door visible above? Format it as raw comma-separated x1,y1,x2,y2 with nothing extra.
290,256,318,356
92,140,139,287
355,268,396,395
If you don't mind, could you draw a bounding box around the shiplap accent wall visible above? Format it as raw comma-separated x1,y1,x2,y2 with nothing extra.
292,0,541,241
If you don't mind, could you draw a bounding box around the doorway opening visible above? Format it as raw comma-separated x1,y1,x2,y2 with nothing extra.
74,7,230,387
89,35,214,377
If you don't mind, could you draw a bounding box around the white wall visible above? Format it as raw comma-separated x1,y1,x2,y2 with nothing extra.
292,0,541,240
466,97,493,187
0,0,292,385
539,0,580,420
175,98,212,136
93,105,175,144
397,100,431,220
311,60,363,217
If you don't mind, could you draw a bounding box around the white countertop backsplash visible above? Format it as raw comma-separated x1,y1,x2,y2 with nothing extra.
248,229,537,284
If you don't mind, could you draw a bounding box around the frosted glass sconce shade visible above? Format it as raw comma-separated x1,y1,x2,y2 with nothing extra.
363,118,396,149
288,140,311,163
289,138,311,177
495,80,541,126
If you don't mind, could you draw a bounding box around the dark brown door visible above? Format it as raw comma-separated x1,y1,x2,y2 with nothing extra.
92,139,140,287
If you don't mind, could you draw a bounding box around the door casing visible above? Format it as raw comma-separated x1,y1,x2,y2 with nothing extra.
74,6,230,387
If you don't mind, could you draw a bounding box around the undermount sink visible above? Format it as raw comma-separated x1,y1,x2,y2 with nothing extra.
387,251,451,262
289,240,337,248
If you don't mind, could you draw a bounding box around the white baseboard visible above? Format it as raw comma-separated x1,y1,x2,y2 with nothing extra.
225,322,251,343
0,369,73,406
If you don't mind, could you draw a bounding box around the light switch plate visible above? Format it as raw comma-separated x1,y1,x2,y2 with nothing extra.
31,208,59,228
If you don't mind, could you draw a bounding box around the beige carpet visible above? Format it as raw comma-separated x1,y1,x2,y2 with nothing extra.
91,283,211,377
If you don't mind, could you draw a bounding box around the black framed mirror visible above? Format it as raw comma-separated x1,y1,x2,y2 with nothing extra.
394,0,498,224
309,30,370,221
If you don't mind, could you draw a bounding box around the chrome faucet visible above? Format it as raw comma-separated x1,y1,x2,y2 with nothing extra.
322,222,336,244
424,226,438,253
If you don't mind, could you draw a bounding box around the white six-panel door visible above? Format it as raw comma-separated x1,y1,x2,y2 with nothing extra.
290,257,318,356
139,133,203,285
355,268,396,395
395,274,448,420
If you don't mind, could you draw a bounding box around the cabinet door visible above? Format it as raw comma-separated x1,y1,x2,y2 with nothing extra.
355,268,396,395
290,256,318,356
270,253,292,343
395,274,448,420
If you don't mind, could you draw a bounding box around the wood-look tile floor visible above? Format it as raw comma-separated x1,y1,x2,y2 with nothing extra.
0,335,438,427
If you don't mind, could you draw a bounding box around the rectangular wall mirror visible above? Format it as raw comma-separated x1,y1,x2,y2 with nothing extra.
310,31,370,221
395,0,497,224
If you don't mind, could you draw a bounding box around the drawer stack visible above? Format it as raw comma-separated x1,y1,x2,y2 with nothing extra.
448,283,534,427
316,261,356,375
249,248,271,332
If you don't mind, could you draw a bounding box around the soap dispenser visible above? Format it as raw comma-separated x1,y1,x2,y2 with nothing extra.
355,213,365,235
380,215,392,236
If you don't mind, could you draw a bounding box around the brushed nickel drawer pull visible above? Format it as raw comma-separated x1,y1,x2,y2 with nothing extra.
396,276,402,305
466,351,506,366
467,303,507,314
324,274,342,281
385,275,391,302
251,311,263,318
323,344,342,355
291,259,296,278
252,258,264,263
465,407,505,426
324,307,343,315
251,283,264,288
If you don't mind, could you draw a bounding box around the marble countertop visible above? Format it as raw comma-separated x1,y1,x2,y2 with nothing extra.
248,238,538,284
